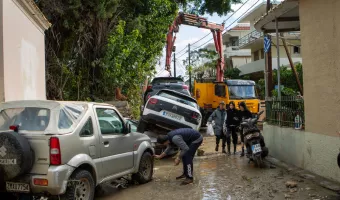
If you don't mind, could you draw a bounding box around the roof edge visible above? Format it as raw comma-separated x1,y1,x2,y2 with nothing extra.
13,0,51,32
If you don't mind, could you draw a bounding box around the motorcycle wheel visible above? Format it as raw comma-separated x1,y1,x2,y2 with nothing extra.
255,155,265,168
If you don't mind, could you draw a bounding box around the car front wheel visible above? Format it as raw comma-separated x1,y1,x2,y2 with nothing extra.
60,169,95,200
132,152,154,184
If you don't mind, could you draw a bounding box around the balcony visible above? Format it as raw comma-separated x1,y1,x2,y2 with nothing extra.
238,30,264,49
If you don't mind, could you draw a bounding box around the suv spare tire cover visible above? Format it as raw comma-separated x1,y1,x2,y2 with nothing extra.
0,132,34,181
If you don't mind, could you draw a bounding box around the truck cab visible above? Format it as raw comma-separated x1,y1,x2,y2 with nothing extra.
193,79,260,125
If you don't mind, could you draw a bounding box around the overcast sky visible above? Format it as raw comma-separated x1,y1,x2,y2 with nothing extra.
155,0,282,78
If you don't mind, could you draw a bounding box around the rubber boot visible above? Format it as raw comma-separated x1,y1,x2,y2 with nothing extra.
227,145,231,156
240,147,245,157
215,144,219,152
222,147,227,154
233,145,237,155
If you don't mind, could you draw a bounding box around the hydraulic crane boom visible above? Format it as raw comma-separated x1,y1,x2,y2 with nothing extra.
166,12,225,82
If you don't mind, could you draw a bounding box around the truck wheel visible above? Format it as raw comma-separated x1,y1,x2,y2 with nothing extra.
132,152,153,184
61,170,95,200
137,120,147,133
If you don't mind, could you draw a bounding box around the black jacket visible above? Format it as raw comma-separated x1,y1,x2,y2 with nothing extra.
239,110,252,121
226,108,239,127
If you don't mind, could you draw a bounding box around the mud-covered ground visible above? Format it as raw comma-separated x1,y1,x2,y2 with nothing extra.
97,155,340,200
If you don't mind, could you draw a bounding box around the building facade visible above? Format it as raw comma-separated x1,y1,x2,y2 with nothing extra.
237,0,302,79
255,0,340,183
205,23,252,69
0,0,50,102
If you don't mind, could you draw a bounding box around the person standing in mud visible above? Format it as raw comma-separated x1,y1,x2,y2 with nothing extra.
225,101,239,155
207,101,227,153
238,102,252,157
155,128,203,185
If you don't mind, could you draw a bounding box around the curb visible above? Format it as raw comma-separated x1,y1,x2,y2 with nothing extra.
266,156,340,192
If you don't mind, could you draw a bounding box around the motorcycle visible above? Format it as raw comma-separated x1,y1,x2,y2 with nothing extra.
240,111,268,168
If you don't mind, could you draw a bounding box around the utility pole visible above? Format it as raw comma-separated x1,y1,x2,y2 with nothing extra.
173,53,176,77
188,43,191,93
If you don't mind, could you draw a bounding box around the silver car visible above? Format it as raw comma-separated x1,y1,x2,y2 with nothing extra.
0,100,154,199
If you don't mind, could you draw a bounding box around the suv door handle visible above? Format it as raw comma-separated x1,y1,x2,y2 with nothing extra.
103,141,109,145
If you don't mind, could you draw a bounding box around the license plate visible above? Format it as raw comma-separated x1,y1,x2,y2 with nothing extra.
6,182,30,193
251,144,262,154
162,111,182,121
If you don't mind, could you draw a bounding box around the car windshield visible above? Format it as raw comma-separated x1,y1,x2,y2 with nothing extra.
228,85,256,99
158,91,197,108
0,107,51,131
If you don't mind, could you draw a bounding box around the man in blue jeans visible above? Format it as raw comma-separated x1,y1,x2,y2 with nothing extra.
155,128,203,185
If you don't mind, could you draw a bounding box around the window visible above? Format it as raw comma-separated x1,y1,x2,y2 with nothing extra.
58,110,73,129
293,46,301,54
230,36,239,46
228,86,256,99
80,118,94,137
96,108,124,135
214,84,226,97
0,108,51,131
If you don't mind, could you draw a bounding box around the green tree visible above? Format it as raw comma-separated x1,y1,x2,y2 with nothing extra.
37,0,238,118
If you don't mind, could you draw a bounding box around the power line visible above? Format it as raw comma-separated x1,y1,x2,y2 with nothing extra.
191,0,261,52
190,0,252,47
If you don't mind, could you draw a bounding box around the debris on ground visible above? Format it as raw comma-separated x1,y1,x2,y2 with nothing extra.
286,181,298,188
197,149,205,156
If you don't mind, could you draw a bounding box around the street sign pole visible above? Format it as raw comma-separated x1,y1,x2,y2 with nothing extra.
264,35,271,99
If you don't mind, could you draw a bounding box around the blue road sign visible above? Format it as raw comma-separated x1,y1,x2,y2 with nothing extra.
264,36,271,53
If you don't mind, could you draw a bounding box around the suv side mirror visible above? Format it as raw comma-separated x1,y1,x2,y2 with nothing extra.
124,122,131,134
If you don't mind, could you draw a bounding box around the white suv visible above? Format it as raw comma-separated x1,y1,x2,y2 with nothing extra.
0,100,154,199
138,89,202,132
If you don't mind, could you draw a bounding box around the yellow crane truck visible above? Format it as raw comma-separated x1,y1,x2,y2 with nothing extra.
193,79,260,125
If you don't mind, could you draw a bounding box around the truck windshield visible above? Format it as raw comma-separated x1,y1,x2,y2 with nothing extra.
228,85,256,99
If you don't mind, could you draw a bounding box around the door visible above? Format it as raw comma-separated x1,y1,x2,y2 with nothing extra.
94,107,134,177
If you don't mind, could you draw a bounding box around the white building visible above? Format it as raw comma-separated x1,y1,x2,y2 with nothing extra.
236,0,302,79
204,23,252,69
0,0,50,102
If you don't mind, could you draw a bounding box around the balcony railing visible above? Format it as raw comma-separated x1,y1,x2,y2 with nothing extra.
238,30,264,48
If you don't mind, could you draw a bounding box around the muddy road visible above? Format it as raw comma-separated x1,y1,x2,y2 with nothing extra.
97,155,339,200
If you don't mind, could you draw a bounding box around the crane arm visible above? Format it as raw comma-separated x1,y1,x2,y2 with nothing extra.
165,12,225,82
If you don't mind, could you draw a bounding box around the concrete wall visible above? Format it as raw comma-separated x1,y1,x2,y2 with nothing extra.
299,0,340,136
0,1,4,102
263,124,340,182
231,56,251,68
1,0,46,101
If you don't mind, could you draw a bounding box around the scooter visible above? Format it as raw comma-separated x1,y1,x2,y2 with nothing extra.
240,111,268,168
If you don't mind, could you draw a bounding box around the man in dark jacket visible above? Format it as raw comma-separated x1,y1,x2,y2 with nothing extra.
155,128,203,185
207,101,227,153
226,101,239,155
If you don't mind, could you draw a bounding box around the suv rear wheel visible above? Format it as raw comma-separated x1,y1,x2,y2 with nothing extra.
132,152,153,184
61,169,95,200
